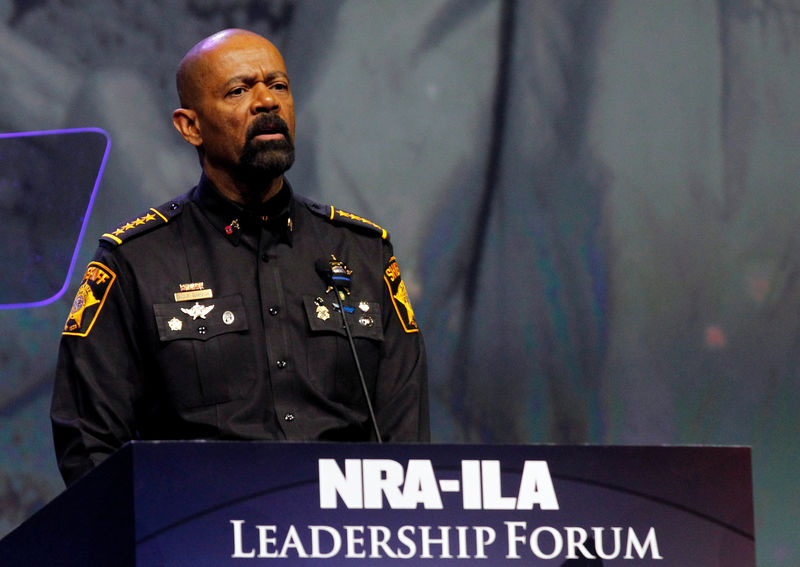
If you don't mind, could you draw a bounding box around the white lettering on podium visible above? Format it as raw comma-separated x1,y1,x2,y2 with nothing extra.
319,458,558,511
505,522,662,560
625,527,663,559
310,525,341,558
227,459,666,562
232,521,499,560
231,521,661,561
230,519,255,558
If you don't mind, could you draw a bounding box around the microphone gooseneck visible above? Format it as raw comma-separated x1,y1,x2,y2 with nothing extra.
316,257,383,443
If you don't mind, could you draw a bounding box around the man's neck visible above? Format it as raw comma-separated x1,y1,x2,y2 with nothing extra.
203,166,283,207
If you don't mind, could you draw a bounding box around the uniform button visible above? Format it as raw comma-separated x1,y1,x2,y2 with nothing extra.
261,253,269,262
276,360,287,369
269,306,280,316
169,202,179,210
197,325,207,335
284,413,295,422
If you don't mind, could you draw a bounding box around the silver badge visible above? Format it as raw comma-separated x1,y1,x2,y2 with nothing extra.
167,317,183,331
316,305,331,321
358,301,370,312
181,302,214,320
222,311,235,325
359,315,374,327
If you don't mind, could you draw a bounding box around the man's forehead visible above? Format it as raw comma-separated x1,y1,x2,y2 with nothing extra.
199,37,287,80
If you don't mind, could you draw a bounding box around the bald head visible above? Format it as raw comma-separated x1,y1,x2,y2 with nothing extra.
176,29,283,109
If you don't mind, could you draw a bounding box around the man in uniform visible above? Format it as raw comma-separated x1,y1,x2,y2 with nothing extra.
51,29,429,486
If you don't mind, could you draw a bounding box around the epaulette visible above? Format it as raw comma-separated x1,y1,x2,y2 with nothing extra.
302,197,389,240
100,198,184,246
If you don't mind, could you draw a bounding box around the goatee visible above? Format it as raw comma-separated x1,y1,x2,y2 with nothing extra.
238,114,295,188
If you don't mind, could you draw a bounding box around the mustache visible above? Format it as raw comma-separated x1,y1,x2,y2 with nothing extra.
246,113,291,143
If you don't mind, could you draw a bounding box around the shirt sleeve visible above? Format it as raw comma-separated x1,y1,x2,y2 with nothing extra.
373,242,430,442
50,247,143,486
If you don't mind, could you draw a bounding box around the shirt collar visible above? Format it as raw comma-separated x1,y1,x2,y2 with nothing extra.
192,174,295,246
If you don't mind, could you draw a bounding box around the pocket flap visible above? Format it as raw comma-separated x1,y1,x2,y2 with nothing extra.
303,295,383,341
154,294,248,341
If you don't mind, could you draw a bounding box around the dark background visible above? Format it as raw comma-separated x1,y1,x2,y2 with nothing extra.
0,1,797,565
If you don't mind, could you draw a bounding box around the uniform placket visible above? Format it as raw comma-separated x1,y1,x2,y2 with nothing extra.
257,225,295,437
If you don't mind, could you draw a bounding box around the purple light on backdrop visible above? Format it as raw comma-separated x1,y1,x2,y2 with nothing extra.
0,128,111,310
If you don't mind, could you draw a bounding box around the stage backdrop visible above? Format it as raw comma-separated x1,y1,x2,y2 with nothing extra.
0,2,797,565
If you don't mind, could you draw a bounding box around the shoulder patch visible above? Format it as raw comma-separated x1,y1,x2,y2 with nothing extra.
384,256,419,333
100,200,183,246
303,198,389,240
63,261,116,337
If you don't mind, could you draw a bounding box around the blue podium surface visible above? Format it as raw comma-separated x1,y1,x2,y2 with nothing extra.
0,441,754,566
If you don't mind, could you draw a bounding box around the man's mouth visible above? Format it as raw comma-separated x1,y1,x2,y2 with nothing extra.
253,131,285,142
247,116,290,143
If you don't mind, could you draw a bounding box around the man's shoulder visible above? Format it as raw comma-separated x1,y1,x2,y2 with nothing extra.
99,193,190,247
296,194,390,241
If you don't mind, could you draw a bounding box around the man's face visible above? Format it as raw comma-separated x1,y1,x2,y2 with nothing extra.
191,34,296,185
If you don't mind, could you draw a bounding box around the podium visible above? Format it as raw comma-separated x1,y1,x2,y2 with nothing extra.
0,442,755,566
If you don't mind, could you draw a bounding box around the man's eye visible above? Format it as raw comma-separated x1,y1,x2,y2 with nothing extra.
272,83,289,91
228,87,246,96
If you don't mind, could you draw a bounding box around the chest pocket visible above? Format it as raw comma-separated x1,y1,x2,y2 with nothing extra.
153,294,252,408
302,295,384,406
303,295,383,340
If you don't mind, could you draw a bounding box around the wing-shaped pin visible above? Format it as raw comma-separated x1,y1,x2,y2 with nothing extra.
181,302,215,320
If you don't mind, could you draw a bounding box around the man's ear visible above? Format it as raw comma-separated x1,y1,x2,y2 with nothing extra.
172,108,203,147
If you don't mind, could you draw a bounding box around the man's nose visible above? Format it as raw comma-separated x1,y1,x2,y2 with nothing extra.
251,83,278,113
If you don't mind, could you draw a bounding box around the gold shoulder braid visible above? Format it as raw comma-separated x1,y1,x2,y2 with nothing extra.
302,197,390,240
100,199,183,246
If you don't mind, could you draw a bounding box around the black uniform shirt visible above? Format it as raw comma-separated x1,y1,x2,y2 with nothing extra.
52,175,429,485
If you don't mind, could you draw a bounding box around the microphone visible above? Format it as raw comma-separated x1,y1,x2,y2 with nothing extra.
316,258,383,443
